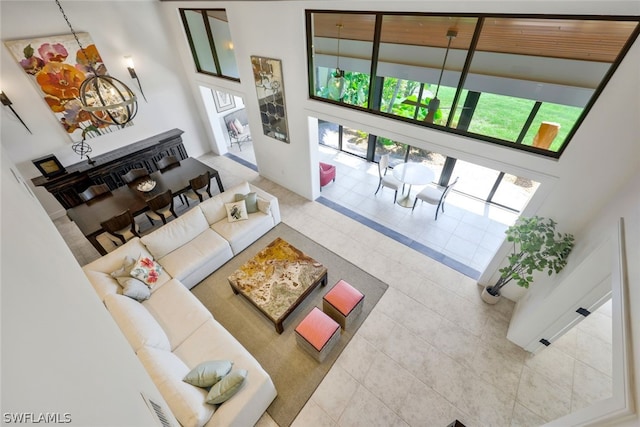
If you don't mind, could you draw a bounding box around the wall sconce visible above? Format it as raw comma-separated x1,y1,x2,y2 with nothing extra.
0,90,32,134
124,56,147,102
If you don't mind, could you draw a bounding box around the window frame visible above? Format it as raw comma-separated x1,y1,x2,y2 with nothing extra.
180,8,240,82
306,10,640,159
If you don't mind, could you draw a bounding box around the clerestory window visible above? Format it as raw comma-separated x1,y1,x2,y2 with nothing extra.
180,9,239,80
307,11,640,158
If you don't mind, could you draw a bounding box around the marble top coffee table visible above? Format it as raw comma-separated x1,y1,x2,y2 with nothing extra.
227,237,328,333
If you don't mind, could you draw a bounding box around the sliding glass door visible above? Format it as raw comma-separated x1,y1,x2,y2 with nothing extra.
318,118,539,212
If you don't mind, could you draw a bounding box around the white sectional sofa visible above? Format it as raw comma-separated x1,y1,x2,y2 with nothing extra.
82,182,280,427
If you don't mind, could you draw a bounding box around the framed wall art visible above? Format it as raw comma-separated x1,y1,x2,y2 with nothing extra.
251,56,289,143
213,90,236,112
5,32,132,142
32,154,67,179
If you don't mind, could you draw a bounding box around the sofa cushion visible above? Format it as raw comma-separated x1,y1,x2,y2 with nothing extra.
183,360,233,388
82,238,171,300
205,369,247,405
156,229,231,284
174,319,277,427
137,346,214,427
141,207,210,259
211,212,274,255
104,293,170,352
199,182,251,225
142,279,212,350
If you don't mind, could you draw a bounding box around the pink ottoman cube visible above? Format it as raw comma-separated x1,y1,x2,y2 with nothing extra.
295,307,340,362
323,279,364,330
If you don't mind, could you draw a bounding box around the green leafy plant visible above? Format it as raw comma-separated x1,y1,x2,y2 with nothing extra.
486,216,575,296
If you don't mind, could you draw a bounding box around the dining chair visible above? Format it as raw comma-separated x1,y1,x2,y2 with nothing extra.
100,209,140,246
145,189,178,225
79,183,111,203
155,155,180,172
412,177,459,219
374,154,403,203
183,171,212,205
122,167,150,184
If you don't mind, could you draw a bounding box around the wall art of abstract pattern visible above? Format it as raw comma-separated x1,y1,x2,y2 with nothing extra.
251,56,289,143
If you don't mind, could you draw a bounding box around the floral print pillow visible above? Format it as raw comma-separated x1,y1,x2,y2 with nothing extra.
130,255,163,285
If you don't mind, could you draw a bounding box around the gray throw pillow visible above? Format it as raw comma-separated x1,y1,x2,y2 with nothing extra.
115,276,150,301
110,256,137,278
234,192,258,213
205,369,247,405
183,360,233,388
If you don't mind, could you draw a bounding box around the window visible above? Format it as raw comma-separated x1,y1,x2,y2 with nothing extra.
319,118,537,212
180,9,239,80
311,12,375,107
307,11,640,158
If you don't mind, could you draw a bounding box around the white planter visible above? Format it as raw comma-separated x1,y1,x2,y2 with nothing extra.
481,287,501,304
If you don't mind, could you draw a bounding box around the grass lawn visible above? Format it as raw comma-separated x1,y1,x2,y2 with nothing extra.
395,85,583,153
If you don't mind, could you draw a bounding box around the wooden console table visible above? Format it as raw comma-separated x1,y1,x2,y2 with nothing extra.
32,129,188,209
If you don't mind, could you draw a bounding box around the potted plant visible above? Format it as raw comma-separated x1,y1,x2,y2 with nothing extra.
481,216,575,304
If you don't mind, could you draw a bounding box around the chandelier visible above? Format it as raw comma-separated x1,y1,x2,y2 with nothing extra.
327,24,347,101
424,29,457,124
55,0,137,127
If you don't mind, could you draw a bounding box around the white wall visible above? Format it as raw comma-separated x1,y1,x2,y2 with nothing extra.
0,146,176,425
1,0,212,218
2,0,639,424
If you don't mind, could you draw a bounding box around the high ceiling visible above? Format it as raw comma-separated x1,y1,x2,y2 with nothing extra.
313,13,639,63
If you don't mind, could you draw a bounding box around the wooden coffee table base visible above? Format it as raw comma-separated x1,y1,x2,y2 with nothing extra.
227,237,328,334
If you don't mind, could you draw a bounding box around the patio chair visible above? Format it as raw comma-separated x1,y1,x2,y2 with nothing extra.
412,177,459,219
374,154,403,203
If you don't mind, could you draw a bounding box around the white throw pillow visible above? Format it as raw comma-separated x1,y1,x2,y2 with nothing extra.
256,197,272,215
225,200,248,222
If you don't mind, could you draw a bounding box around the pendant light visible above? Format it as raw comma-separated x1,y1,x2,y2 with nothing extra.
425,29,457,124
55,0,137,127
327,24,347,101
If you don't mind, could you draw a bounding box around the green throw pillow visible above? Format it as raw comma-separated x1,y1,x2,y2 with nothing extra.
234,192,258,214
205,369,247,405
183,360,233,388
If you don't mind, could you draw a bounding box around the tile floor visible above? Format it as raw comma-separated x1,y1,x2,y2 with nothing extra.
54,147,613,427
230,141,519,276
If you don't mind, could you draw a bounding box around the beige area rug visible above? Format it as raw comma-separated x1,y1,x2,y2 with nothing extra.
191,223,388,427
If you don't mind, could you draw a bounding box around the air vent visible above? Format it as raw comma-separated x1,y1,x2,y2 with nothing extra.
141,393,176,427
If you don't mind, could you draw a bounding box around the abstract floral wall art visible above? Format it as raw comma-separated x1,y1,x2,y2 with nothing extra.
5,32,132,141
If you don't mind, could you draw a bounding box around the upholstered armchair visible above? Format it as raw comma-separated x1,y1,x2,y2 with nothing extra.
319,162,336,190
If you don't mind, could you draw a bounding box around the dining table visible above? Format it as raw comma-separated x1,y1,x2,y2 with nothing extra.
66,157,223,255
392,162,436,207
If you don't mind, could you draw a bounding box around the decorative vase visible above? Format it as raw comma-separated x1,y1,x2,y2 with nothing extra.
481,287,501,305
